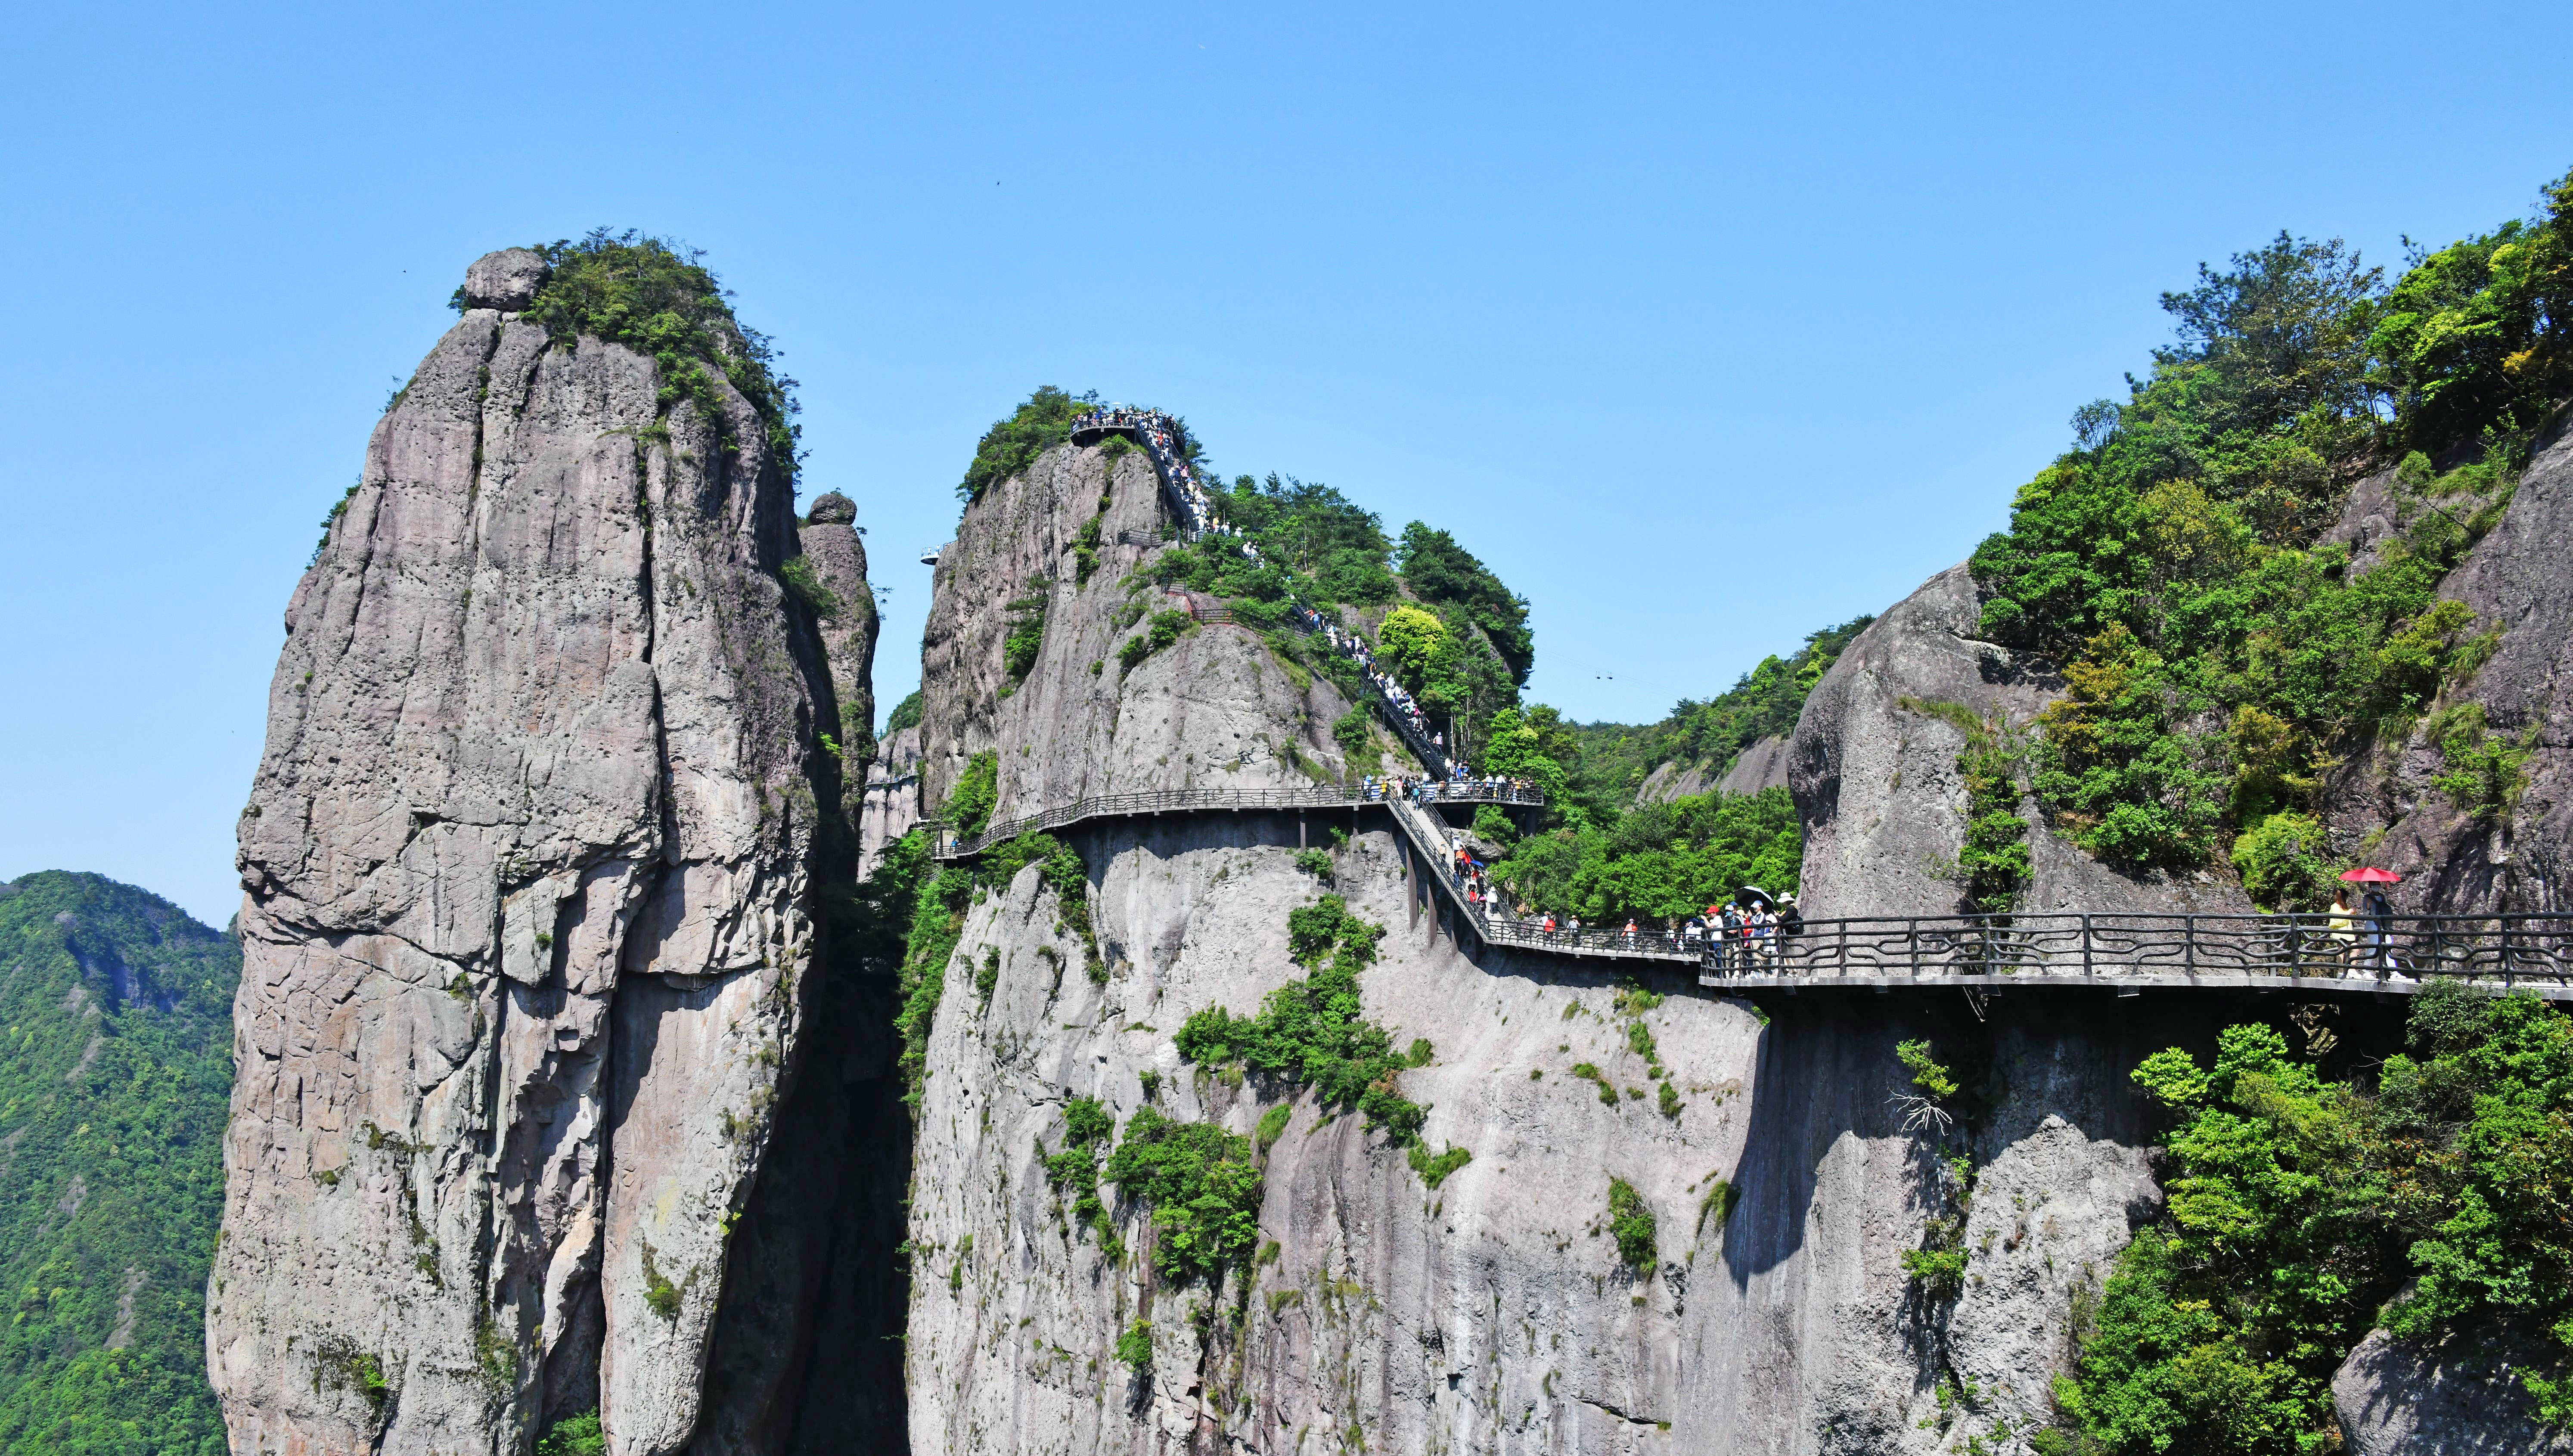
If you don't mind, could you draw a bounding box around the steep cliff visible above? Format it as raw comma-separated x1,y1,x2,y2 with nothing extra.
903,817,2195,1454
2324,409,2573,910
858,725,924,879
895,446,2174,1455
212,244,880,1456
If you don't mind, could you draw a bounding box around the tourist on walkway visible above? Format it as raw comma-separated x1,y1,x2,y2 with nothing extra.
2328,888,2358,971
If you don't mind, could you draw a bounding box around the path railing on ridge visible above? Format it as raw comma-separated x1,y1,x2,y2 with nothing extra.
1393,820,2573,991
1074,408,1457,776
1693,912,2573,990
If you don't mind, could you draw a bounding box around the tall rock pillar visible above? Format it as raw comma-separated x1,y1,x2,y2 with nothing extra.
211,248,857,1456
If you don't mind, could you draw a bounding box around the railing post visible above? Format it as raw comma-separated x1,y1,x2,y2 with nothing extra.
2083,915,2093,979
2285,918,2300,978
2185,916,2196,975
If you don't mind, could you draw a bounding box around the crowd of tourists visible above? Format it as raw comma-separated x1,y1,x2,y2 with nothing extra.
1422,828,1803,968
1295,604,1450,769
1080,405,1460,776
1358,773,1537,803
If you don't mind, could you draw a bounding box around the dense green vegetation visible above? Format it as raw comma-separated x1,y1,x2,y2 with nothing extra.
2040,987,2573,1453
1394,523,1533,687
1176,897,1427,1145
881,689,923,739
0,873,239,1456
535,1410,605,1456
1132,468,1529,757
1969,168,2573,897
1102,1110,1265,1283
497,230,803,483
960,387,1122,505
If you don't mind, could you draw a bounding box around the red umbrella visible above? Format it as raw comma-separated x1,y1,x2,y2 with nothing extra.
2340,867,2402,883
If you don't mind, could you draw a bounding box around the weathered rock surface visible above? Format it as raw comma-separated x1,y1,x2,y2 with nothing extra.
1790,565,2252,920
798,496,881,781
2324,412,2573,911
1723,735,1792,797
918,443,1366,820
1634,760,1707,804
2331,1326,2573,1455
213,264,860,1455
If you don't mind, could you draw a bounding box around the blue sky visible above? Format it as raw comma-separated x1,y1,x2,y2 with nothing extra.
5,0,2570,925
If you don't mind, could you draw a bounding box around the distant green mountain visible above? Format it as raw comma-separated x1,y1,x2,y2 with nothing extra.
0,872,236,1456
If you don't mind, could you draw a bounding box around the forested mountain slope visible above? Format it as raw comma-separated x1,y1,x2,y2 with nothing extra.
0,872,237,1456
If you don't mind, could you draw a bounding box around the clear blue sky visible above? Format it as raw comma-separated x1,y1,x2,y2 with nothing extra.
5,1,2570,925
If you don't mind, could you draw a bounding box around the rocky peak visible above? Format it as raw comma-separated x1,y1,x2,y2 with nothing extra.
916,440,1369,821
1790,565,2251,919
212,246,874,1456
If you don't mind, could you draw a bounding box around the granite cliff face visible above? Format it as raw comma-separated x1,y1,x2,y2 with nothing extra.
212,250,879,1456
894,444,2173,1454
902,821,2182,1455
917,441,1374,818
1790,565,2253,920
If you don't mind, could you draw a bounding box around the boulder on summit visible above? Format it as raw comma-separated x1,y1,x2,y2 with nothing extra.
461,245,549,310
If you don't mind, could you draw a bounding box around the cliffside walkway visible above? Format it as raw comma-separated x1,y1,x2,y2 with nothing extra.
1695,912,2573,999
927,782,1544,861
925,771,2573,998
1386,799,2573,997
1072,407,1458,775
1045,411,2568,1001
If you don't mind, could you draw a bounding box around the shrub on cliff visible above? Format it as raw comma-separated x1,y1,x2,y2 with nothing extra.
503,230,803,483
1176,895,1433,1149
1102,1109,1263,1282
958,387,1089,505
1607,1178,1658,1276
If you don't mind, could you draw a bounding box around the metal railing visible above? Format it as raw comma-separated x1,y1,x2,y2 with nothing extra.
928,781,1545,860
1695,912,2573,987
